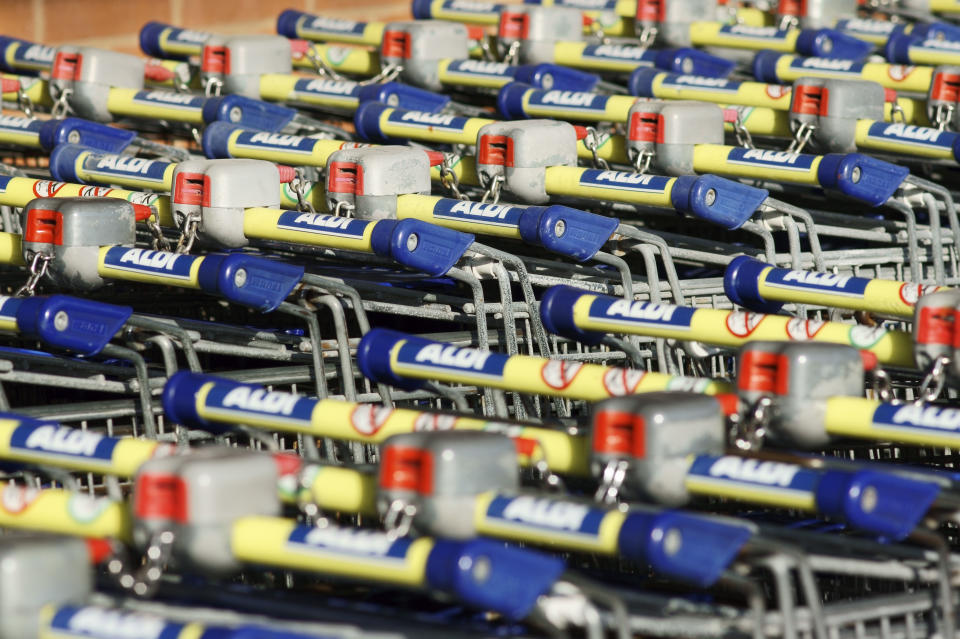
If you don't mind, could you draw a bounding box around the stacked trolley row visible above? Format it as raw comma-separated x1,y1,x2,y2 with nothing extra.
3,1,960,637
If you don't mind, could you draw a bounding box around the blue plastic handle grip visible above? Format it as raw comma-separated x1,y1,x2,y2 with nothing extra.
654,48,736,78
814,469,939,541
201,95,297,132
426,538,565,621
14,295,132,356
357,328,430,390
0,36,41,73
518,205,617,261
39,118,137,153
353,101,394,143
371,219,475,276
538,285,605,346
795,28,872,61
139,21,211,59
618,510,752,587
201,121,243,159
163,371,273,434
670,174,768,230
357,82,451,113
197,254,304,312
513,63,600,92
816,153,909,207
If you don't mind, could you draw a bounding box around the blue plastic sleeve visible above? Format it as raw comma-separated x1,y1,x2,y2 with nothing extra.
373,219,474,276
815,470,940,541
628,68,660,97
517,205,617,261
353,101,394,143
411,0,435,18
15,295,132,356
48,144,86,183
513,64,600,92
796,28,871,60
276,10,307,38
497,82,534,119
356,328,428,390
816,153,908,207
618,510,752,587
0,36,34,72
139,21,174,58
539,285,605,346
357,82,451,114
425,538,565,621
671,175,767,230
883,32,916,64
201,95,297,132
201,121,243,159
751,50,784,83
723,255,784,314
161,370,219,428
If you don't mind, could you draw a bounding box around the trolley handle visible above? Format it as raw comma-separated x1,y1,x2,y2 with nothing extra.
655,47,737,77
358,81,452,114
816,153,909,207
200,253,304,312
139,21,212,59
539,285,605,346
513,63,601,92
201,95,298,132
5,295,131,356
371,218,475,276
39,118,137,153
670,174,769,231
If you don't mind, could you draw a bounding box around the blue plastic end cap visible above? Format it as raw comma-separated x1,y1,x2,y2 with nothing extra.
276,9,307,38
497,82,534,120
0,37,33,72
201,121,242,159
356,328,426,390
797,28,871,61
47,143,87,183
200,96,229,125
817,153,908,207
531,205,618,262
353,101,393,143
358,82,450,114
618,510,752,588
655,48,736,78
672,174,767,231
161,370,220,428
815,470,940,541
884,32,917,64
922,21,960,43
411,0,436,19
723,255,784,314
751,50,784,83
539,285,605,346
513,64,600,92
426,538,565,621
16,295,132,357
218,254,304,312
139,21,173,58
628,67,660,97
384,219,475,276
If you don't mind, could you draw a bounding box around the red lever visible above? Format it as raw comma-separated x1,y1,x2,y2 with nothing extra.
737,350,790,395
289,39,311,60
573,125,589,140
131,204,155,222
202,45,230,75
425,151,446,166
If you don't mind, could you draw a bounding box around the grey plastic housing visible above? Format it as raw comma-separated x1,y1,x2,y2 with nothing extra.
913,288,960,375
643,0,717,47
170,159,281,248
382,21,470,92
132,448,281,575
498,6,584,64
50,46,145,122
326,146,432,220
205,35,293,98
626,100,725,175
0,534,92,639
377,431,520,539
737,341,865,448
20,197,137,292
476,119,578,204
792,77,886,153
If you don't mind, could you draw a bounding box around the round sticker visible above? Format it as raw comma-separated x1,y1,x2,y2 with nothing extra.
540,360,584,390
899,283,938,306
726,311,763,338
602,367,645,396
888,65,915,82
1,483,38,514
350,405,393,436
68,493,110,523
32,180,66,198
849,324,888,349
414,413,458,432
766,84,791,99
79,185,112,198
126,192,159,206
785,317,826,340
325,46,350,66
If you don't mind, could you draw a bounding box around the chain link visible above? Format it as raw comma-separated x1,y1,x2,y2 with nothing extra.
787,121,816,154
147,218,172,252
583,127,610,170
731,396,771,451
631,149,653,174
306,47,346,81
204,76,223,97
383,499,417,539
732,109,755,149
50,88,73,118
16,87,34,119
479,174,504,204
107,529,175,597
916,356,950,403
175,214,200,254
359,64,403,86
933,103,955,132
333,200,355,217
440,154,469,200
594,458,629,504
15,253,51,297
501,41,521,66
291,168,317,213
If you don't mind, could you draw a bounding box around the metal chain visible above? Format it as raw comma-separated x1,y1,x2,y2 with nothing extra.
787,121,816,154
333,200,355,217
359,64,403,86
175,214,200,254
733,109,755,149
583,127,610,170
292,168,317,213
148,219,172,252
889,101,907,124
440,154,469,200
731,396,771,451
106,529,175,597
933,103,955,132
479,174,504,204
631,149,653,174
204,76,223,97
916,356,950,403
869,366,897,403
501,41,521,65
383,499,417,539
306,47,345,81
636,26,657,47
15,253,52,297
594,458,629,504
16,87,34,119
50,88,73,117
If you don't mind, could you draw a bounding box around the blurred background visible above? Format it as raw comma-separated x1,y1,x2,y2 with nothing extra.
3,1,410,55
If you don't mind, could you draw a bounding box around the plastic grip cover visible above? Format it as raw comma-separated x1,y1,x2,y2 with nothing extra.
539,285,605,346
670,175,767,231
816,153,909,207
518,205,617,261
15,295,132,356
371,219,474,276
197,253,303,312
202,95,298,132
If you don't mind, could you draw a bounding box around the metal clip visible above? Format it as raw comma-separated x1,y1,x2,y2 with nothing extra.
291,167,317,213
583,127,610,170
594,458,629,504
439,153,469,201
382,498,418,539
932,103,955,132
731,396,771,451
479,173,504,204
175,213,200,254
204,76,223,97
916,355,950,403
15,252,52,297
50,87,73,118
